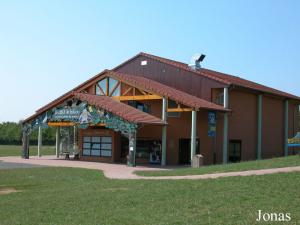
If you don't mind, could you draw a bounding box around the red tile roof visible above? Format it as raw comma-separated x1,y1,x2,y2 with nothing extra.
34,68,228,117
74,93,164,125
107,70,228,112
35,70,108,114
138,52,300,100
25,92,165,125
200,68,300,100
28,51,297,123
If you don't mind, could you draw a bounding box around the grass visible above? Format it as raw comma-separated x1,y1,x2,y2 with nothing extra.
0,167,299,225
136,155,300,177
0,145,55,157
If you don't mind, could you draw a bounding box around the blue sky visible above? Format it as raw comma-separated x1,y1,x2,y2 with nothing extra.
0,0,299,122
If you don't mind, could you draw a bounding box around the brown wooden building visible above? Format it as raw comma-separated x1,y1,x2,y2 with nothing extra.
23,52,300,166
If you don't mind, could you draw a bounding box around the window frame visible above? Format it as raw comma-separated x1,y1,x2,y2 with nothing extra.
95,77,120,97
128,101,151,113
82,136,112,157
167,100,181,118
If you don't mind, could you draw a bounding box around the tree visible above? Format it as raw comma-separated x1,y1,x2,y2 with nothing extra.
0,122,55,145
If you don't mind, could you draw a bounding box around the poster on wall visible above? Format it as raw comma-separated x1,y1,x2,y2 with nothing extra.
208,111,216,137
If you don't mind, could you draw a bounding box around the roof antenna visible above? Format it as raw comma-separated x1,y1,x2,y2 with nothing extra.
189,53,205,70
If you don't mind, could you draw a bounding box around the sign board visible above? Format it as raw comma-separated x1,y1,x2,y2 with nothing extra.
52,108,82,121
208,111,216,137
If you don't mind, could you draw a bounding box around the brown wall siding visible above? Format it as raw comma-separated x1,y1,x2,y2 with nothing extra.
134,100,220,165
76,60,300,164
288,103,294,155
76,89,297,164
288,102,300,154
215,113,224,164
262,96,284,158
86,84,95,94
288,103,298,138
115,98,219,165
228,89,257,160
115,55,225,101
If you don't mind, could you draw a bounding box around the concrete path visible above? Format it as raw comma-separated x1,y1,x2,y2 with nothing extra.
0,162,47,169
0,156,168,179
0,156,299,180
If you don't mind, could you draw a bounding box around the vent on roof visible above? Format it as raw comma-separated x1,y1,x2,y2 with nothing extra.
141,60,147,66
188,53,205,70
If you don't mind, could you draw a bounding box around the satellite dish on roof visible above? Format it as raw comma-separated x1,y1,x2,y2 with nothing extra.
189,53,206,70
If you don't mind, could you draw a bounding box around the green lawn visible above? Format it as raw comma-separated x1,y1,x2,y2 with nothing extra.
0,167,299,225
136,155,300,177
0,145,55,157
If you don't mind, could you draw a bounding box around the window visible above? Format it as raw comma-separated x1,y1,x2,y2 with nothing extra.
229,140,241,163
128,101,150,113
82,136,112,157
120,136,161,161
95,77,120,96
167,100,181,118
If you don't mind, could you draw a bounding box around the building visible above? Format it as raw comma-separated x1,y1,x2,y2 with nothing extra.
22,52,300,166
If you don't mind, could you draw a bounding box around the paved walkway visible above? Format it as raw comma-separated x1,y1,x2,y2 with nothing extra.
0,156,299,180
0,161,47,169
0,156,168,179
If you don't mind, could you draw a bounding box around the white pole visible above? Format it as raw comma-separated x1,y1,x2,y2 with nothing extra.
190,110,197,163
161,97,167,166
223,87,229,164
38,126,42,157
73,125,76,151
55,127,60,158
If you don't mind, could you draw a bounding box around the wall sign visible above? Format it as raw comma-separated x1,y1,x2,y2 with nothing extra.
52,108,82,121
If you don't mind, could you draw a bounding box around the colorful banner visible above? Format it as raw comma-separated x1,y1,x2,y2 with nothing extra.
208,111,216,137
23,100,137,135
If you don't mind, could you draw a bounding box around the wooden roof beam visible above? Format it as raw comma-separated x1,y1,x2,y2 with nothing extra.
113,94,162,101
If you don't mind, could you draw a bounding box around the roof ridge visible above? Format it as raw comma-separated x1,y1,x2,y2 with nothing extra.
106,70,228,111
139,52,188,66
201,68,300,99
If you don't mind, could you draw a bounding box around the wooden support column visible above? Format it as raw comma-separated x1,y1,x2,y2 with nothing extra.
55,127,60,158
127,132,136,167
73,126,77,151
284,99,289,156
223,87,229,164
22,132,29,159
190,110,197,163
161,97,167,166
38,126,42,157
257,94,263,160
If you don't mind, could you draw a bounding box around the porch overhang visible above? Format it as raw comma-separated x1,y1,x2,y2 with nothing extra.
73,92,165,125
23,92,165,128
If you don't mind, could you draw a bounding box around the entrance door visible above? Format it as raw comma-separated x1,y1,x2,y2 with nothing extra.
229,140,241,163
179,138,199,164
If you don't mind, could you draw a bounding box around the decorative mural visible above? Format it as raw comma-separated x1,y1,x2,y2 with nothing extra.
22,99,137,135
